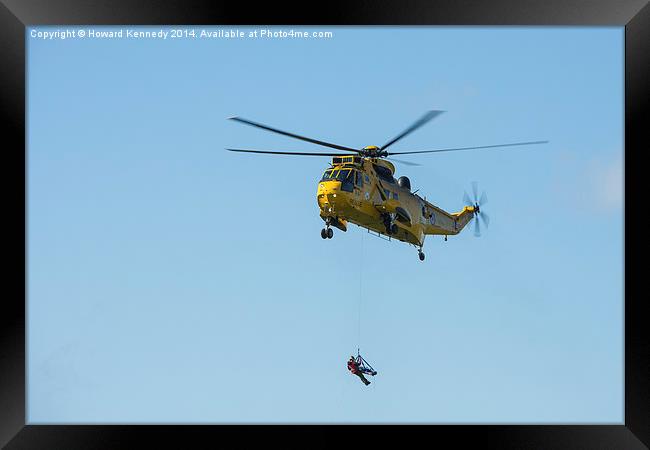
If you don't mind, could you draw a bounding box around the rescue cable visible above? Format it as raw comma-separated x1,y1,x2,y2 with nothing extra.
357,226,363,349
355,227,378,377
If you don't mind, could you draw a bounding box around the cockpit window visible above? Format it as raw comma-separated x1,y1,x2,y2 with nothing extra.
334,169,351,180
322,169,353,180
321,169,356,192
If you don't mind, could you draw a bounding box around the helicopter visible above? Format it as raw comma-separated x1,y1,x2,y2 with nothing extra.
227,111,547,260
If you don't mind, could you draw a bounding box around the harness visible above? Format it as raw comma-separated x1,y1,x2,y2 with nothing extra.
355,352,377,376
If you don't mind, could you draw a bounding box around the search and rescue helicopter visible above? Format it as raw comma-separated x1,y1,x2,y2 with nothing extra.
227,111,547,260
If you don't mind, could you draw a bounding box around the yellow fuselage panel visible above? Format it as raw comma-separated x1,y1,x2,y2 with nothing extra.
317,180,381,228
316,161,476,246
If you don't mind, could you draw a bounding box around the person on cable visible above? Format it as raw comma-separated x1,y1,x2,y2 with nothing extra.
347,356,371,386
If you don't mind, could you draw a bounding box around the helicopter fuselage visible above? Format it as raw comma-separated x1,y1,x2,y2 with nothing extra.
227,112,515,258
316,155,476,248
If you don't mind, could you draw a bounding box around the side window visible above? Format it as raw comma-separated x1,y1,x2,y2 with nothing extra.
355,171,362,187
393,192,399,200
384,189,390,198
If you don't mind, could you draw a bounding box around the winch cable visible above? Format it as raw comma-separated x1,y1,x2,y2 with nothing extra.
357,227,364,351
355,228,379,377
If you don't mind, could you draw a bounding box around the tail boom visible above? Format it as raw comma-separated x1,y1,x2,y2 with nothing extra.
421,204,476,236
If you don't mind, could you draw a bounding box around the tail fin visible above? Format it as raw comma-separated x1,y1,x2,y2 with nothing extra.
451,206,476,233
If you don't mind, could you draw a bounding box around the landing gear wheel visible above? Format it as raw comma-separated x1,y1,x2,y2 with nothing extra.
321,228,328,239
390,223,398,235
418,251,425,261
327,228,333,239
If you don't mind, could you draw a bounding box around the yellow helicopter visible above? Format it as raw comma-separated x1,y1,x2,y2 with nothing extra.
227,111,547,260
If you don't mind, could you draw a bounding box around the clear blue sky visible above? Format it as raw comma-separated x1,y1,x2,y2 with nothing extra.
27,26,623,423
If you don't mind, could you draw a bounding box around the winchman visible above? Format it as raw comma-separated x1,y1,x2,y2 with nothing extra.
347,356,371,386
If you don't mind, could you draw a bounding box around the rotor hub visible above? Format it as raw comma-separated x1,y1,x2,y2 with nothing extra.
361,145,386,158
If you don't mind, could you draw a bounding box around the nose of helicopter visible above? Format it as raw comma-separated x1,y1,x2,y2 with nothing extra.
317,180,346,211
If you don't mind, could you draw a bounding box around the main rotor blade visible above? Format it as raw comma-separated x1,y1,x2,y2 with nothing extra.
381,110,444,151
226,148,343,156
387,140,549,155
387,158,422,167
229,117,358,153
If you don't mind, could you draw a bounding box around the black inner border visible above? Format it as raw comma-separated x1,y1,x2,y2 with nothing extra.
1,1,647,448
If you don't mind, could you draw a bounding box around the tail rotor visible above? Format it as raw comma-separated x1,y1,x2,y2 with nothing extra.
464,182,490,237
